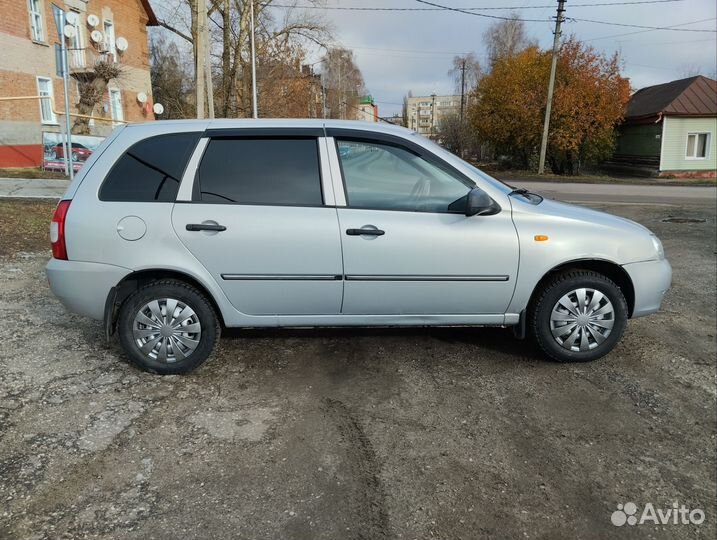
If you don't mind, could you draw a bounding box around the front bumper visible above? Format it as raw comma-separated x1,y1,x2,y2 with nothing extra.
622,258,672,318
46,258,131,320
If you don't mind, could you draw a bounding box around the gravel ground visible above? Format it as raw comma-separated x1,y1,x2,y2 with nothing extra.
0,202,715,540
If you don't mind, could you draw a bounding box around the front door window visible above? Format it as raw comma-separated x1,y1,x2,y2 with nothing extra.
336,139,470,213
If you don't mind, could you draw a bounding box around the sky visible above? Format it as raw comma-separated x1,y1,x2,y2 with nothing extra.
265,0,717,117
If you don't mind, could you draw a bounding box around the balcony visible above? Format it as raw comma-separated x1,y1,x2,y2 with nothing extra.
67,47,116,74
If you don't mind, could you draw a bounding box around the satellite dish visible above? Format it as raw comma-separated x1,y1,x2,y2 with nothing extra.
116,37,128,52
90,30,103,43
137,92,147,104
63,24,76,39
153,103,164,115
65,11,78,25
87,14,100,27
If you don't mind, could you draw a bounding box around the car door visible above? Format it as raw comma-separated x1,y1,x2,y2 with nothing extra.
330,132,519,315
172,130,344,316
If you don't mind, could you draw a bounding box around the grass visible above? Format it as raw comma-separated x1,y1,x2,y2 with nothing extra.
0,199,56,257
0,168,67,180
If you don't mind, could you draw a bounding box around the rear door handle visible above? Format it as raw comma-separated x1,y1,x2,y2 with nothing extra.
186,223,226,232
346,227,385,236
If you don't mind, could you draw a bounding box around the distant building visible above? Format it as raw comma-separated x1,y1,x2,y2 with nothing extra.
383,114,404,127
406,94,461,139
607,76,716,178
357,95,378,122
0,0,158,168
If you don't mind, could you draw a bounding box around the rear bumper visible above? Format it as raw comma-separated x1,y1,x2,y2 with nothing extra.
622,258,672,318
46,258,131,320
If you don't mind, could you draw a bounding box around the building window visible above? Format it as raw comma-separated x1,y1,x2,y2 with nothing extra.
37,77,56,124
109,88,123,124
686,133,710,159
69,11,85,68
28,0,44,42
103,20,116,61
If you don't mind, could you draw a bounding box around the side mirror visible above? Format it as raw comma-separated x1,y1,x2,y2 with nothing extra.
466,187,500,217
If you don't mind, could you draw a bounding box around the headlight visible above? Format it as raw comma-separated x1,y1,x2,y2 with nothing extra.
651,235,665,260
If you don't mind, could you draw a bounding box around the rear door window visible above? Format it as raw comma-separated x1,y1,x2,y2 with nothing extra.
195,138,323,206
99,132,200,202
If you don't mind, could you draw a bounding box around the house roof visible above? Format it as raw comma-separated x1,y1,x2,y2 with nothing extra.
625,76,717,119
140,0,159,26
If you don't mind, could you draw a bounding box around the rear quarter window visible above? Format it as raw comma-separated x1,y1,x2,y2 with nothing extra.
99,132,200,202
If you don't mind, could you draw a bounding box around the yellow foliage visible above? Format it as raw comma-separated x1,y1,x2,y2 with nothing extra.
470,37,630,173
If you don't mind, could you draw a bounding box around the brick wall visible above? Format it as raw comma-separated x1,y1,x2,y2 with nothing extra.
0,0,156,167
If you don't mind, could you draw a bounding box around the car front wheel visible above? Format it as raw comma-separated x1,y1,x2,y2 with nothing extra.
118,280,219,374
530,270,628,362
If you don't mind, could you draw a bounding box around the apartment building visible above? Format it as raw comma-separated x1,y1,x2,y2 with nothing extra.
0,0,158,167
406,94,461,139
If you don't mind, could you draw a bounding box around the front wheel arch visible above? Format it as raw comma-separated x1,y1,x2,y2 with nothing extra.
527,259,635,319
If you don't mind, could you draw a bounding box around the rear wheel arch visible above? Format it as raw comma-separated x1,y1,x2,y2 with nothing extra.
527,259,635,318
107,269,226,336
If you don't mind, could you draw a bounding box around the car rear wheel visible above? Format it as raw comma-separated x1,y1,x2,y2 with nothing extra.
118,280,219,374
529,270,628,363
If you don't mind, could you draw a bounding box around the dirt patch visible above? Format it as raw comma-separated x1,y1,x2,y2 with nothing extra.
0,199,55,257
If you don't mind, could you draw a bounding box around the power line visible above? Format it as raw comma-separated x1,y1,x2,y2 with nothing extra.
585,17,717,41
412,0,550,22
570,16,717,32
415,0,716,31
267,0,684,12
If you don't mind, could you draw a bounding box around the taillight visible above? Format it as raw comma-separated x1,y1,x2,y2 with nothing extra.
50,200,71,260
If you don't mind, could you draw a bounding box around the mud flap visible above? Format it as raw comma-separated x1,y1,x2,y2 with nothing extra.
512,310,526,340
103,286,118,347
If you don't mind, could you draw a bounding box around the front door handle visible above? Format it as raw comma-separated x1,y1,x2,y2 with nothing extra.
346,227,385,236
186,223,226,232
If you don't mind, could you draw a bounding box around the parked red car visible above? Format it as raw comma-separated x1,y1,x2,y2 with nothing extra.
51,142,93,162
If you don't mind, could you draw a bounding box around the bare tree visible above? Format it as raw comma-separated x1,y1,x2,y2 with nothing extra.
402,89,412,128
320,47,366,119
155,0,332,117
72,61,122,134
483,12,535,67
150,33,195,119
448,53,482,96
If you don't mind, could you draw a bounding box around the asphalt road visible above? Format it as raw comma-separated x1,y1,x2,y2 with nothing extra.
510,181,717,207
1,177,716,207
0,188,715,539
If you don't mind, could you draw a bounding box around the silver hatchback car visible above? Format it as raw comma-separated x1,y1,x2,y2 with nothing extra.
47,119,671,374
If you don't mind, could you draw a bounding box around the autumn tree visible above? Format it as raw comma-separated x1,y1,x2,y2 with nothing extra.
469,37,630,174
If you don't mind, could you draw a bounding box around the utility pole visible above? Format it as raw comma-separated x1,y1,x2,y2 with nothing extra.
537,0,566,175
203,2,214,119
459,58,466,123
431,93,436,140
51,5,73,180
250,0,258,118
195,0,206,119
459,58,467,158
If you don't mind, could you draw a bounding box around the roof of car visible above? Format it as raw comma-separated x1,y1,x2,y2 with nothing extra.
126,118,416,138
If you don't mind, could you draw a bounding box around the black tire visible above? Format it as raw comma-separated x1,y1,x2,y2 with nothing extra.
118,279,220,374
529,270,628,363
